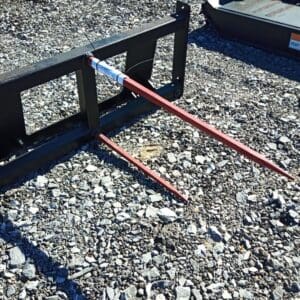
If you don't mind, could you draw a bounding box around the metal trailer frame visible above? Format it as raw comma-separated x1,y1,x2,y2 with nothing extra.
0,1,190,188
202,0,300,60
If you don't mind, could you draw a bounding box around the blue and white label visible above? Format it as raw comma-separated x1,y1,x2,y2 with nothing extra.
90,57,127,85
289,40,300,52
289,33,300,52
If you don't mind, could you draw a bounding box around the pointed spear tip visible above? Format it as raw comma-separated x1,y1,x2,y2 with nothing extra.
172,190,188,203
282,171,295,181
267,162,295,180
180,194,189,203
171,190,188,203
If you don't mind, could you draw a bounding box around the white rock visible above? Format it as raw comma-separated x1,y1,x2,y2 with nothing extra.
175,286,191,300
167,153,177,163
193,131,200,138
4,271,15,279
156,294,166,300
69,197,77,205
93,186,101,194
167,267,176,279
142,252,152,264
268,142,277,150
116,212,130,222
45,296,60,300
9,247,25,266
18,289,27,299
158,208,177,223
195,155,206,164
85,164,98,172
106,287,115,300
71,247,81,253
247,195,257,203
145,283,152,299
288,209,299,220
279,136,290,144
194,245,206,257
207,283,224,293
222,290,232,299
172,170,181,177
145,206,159,218
224,232,231,242
28,206,39,214
187,223,197,234
0,264,5,272
25,280,39,290
192,289,202,300
51,189,61,198
124,285,137,299
36,175,48,187
101,176,113,186
105,192,116,199
85,255,96,263
6,286,16,297
143,267,160,280
239,289,253,299
112,202,122,208
241,251,251,261
179,276,186,286
149,194,163,202
22,263,36,279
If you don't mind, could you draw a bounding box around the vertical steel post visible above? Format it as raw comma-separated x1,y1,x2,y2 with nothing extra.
76,63,99,131
0,90,26,158
172,1,190,98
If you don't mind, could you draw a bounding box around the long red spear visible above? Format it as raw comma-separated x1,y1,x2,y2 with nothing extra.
88,56,294,180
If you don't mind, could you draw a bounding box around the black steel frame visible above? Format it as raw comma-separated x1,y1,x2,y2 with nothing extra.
0,1,190,188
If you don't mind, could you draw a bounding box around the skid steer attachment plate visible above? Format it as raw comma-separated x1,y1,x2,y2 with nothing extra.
0,1,190,188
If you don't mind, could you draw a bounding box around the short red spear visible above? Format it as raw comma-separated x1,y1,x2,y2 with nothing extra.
98,133,188,203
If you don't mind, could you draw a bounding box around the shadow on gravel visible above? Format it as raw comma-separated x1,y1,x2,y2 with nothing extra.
189,25,300,82
0,214,87,299
0,128,177,298
0,147,84,195
0,109,162,195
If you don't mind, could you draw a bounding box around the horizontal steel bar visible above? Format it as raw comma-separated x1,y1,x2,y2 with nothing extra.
0,14,186,92
0,126,91,187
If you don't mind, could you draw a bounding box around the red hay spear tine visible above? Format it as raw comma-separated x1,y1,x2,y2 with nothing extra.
97,133,188,203
87,56,294,180
123,77,294,180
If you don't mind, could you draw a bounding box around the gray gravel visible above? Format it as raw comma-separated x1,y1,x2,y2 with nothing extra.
0,0,300,299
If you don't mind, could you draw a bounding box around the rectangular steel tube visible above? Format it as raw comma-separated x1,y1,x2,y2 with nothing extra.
0,15,186,92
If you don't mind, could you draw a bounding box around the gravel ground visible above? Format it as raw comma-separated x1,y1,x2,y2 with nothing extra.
0,0,300,299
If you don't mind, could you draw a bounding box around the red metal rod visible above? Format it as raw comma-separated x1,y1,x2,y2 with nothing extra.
123,77,294,180
97,133,188,203
88,56,294,180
